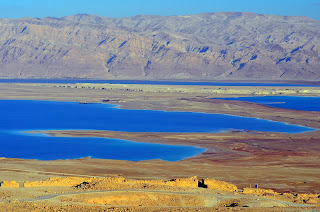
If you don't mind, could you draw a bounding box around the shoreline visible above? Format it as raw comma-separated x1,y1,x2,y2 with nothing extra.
0,83,320,194
24,127,319,161
10,101,317,163
2,128,320,193
22,130,208,162
28,128,320,157
1,83,320,129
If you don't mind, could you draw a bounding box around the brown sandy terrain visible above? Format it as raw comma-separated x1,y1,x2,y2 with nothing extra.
0,176,318,211
0,82,320,210
29,129,320,194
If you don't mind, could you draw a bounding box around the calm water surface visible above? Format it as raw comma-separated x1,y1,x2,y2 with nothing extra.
0,100,314,161
213,96,320,111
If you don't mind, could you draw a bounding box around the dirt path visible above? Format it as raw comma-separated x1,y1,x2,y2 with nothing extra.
11,189,312,208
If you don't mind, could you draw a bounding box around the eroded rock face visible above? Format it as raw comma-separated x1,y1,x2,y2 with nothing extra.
0,12,319,80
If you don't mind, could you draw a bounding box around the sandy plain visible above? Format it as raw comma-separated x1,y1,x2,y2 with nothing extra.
0,82,320,211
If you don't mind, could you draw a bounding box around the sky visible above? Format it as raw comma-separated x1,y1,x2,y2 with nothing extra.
0,0,320,20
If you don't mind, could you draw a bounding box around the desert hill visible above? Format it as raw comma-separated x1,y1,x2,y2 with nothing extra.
0,12,319,80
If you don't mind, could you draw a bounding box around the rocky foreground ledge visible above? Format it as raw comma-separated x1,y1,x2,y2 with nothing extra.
0,176,319,211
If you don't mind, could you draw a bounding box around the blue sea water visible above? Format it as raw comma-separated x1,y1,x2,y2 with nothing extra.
0,79,319,87
213,96,320,111
0,100,314,161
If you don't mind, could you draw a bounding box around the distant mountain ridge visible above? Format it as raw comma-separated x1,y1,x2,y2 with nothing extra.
0,12,319,80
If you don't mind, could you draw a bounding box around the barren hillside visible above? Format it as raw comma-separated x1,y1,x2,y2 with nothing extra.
0,12,319,80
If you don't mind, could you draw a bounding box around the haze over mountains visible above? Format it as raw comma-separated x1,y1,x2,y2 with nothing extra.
0,12,319,80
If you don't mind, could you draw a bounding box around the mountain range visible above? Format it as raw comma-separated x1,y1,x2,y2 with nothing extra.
0,12,319,80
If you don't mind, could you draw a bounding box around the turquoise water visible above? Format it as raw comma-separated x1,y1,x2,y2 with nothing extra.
0,100,314,161
213,96,320,111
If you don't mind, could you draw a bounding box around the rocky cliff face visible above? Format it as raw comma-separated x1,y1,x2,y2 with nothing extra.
0,12,319,80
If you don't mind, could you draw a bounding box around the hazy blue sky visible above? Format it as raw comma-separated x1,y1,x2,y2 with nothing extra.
0,0,319,20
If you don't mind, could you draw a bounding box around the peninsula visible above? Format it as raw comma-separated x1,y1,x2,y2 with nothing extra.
0,82,319,211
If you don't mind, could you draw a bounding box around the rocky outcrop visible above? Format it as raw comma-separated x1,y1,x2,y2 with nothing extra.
243,187,320,205
0,12,319,80
23,177,93,188
204,178,238,192
0,180,20,188
23,176,237,191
